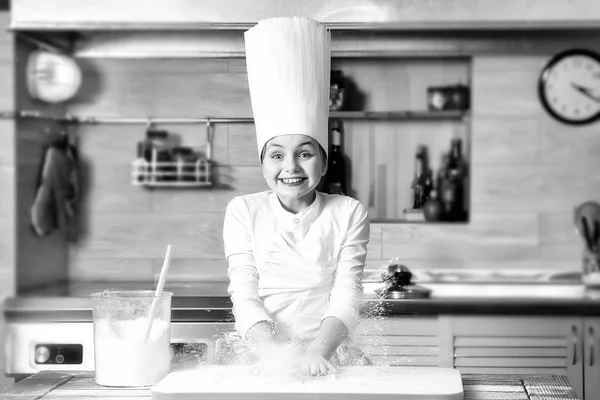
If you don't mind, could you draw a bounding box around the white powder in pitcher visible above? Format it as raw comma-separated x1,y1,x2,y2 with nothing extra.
94,317,171,387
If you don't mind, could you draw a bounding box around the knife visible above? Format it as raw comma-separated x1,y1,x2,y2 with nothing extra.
582,217,594,252
594,220,600,253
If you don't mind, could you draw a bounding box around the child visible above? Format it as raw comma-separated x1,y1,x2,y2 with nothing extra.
222,16,370,377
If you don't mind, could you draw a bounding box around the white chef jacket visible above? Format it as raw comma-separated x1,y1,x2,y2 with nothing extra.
223,190,369,341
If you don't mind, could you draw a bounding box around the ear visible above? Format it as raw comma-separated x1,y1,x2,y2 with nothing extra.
321,163,328,176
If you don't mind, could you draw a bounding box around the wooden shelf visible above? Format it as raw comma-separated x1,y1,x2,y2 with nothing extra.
329,110,467,121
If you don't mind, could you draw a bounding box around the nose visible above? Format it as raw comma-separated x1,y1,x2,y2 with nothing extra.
283,156,300,172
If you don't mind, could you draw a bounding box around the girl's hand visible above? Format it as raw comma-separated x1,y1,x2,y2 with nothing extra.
298,349,337,377
246,321,277,344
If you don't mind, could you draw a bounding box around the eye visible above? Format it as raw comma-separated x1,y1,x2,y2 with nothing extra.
299,151,313,159
270,152,283,160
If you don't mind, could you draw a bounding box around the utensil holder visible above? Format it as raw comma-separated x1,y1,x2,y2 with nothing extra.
130,158,212,188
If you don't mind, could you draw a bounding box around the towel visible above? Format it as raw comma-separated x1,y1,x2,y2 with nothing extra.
30,134,80,240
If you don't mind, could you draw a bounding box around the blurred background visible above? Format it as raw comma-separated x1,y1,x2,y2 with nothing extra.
2,0,600,397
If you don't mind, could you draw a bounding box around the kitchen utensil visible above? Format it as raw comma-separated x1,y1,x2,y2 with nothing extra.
151,365,463,400
377,263,431,299
427,84,470,111
575,201,600,253
145,244,172,340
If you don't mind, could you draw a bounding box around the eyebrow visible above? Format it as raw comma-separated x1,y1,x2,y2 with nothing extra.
267,141,316,149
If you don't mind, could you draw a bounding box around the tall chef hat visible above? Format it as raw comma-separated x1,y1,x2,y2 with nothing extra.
244,16,331,159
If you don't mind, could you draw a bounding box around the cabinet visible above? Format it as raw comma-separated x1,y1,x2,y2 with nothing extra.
353,316,451,368
448,315,588,399
584,318,600,400
356,315,600,399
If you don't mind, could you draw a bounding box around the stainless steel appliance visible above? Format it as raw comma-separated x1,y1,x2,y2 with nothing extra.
3,281,235,380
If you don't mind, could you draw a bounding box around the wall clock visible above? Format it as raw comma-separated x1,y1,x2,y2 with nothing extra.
538,48,600,125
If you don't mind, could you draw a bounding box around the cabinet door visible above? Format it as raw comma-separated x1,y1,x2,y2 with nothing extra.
450,316,583,398
352,316,443,367
584,318,600,400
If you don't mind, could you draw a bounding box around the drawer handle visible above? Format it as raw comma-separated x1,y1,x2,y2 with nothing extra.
590,326,595,367
573,325,579,365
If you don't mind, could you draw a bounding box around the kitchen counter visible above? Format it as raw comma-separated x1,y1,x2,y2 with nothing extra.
6,280,600,322
0,370,581,400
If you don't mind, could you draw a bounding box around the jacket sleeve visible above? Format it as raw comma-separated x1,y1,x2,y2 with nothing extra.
223,197,272,337
322,200,370,333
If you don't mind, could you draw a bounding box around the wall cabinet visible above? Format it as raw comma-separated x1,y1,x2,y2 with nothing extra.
357,315,600,399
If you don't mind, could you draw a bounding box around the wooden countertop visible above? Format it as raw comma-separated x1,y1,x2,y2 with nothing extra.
0,371,582,400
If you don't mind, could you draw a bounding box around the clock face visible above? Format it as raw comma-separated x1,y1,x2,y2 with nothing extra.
538,49,600,125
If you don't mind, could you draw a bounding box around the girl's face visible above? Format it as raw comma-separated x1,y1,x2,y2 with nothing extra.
262,134,327,213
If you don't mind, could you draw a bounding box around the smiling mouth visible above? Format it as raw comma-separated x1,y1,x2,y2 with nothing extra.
280,177,306,185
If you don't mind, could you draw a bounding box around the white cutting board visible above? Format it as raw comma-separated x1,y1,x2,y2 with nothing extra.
151,365,464,400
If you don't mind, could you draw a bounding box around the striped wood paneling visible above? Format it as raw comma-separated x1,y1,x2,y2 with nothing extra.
0,11,15,390
450,316,583,395
353,317,440,367
7,37,597,283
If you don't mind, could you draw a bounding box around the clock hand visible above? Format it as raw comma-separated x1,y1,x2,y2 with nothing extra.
571,82,600,103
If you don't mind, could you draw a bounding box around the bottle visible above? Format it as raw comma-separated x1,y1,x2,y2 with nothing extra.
418,147,434,206
326,120,346,195
423,190,443,221
447,138,468,221
436,153,453,221
411,147,425,209
412,146,434,209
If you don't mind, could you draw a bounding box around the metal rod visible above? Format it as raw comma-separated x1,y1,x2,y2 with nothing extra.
4,110,255,124
74,116,255,124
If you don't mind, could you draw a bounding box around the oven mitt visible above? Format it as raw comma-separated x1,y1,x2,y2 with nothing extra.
30,137,80,239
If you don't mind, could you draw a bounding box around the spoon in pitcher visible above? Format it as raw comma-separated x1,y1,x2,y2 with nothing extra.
144,244,172,341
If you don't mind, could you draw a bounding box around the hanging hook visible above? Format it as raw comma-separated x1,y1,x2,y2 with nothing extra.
206,117,213,162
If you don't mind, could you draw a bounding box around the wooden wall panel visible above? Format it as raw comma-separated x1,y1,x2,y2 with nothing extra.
52,39,600,284
72,212,226,259
539,119,600,165
68,256,154,282
14,36,69,292
0,215,14,288
471,117,540,166
150,166,268,214
0,166,13,216
151,258,229,283
228,123,260,166
0,11,15,390
381,214,538,263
